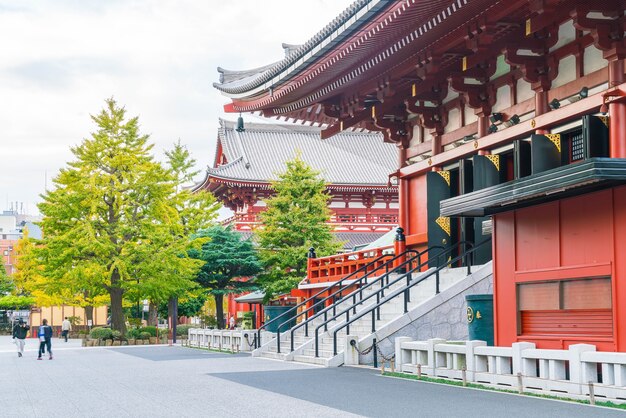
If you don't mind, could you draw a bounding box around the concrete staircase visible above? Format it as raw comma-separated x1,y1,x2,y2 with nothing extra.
253,264,483,367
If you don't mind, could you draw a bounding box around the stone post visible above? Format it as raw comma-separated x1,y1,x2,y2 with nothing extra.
395,337,413,371
427,338,446,372
465,340,487,381
344,335,359,365
511,342,535,375
569,343,597,391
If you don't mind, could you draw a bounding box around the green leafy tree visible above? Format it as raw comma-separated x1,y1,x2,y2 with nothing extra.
36,98,210,334
0,265,14,295
12,228,39,296
143,140,219,326
189,225,262,329
256,155,342,300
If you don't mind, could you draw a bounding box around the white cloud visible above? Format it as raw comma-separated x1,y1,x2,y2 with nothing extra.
0,0,354,214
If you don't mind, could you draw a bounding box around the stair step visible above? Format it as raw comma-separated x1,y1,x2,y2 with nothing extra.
302,348,336,357
293,355,336,365
258,351,287,360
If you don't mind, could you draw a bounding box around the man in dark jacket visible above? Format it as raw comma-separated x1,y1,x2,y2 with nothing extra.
37,319,53,360
12,318,30,357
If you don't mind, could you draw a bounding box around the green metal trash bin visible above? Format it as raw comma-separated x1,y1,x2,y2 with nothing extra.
263,306,296,333
465,294,494,346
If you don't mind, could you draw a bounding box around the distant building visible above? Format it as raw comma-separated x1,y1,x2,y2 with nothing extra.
0,210,42,275
193,119,400,325
194,119,400,250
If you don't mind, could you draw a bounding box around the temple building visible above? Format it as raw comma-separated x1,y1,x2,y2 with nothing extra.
194,118,399,324
214,0,626,352
195,118,399,248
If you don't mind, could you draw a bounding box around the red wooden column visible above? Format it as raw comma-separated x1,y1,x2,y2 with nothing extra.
608,58,626,158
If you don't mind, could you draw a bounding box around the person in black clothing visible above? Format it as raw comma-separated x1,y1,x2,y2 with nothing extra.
37,319,53,360
12,318,30,357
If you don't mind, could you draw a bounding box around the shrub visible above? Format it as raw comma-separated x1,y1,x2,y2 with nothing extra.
126,328,140,339
138,326,157,337
127,318,142,328
176,325,192,336
203,315,217,328
139,331,151,340
111,330,122,341
90,327,112,340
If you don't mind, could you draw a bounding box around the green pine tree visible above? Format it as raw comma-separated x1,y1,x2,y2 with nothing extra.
256,155,342,301
189,225,262,329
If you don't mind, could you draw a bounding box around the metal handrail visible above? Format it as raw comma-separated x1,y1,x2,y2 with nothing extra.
256,250,395,348
310,240,476,356
327,239,492,356
278,249,422,353
311,242,461,357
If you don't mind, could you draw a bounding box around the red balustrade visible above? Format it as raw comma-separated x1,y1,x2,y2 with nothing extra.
306,245,394,285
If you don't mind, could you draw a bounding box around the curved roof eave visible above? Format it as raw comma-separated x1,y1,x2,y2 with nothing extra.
213,0,392,97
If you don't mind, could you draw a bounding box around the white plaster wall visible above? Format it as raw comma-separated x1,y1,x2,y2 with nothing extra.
444,108,461,134
516,78,534,102
492,85,511,112
464,105,478,125
584,45,607,74
553,55,577,88
550,20,576,52
409,125,422,148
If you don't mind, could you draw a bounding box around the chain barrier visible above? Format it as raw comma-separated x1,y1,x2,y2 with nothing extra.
350,339,375,356
243,332,256,348
350,339,395,362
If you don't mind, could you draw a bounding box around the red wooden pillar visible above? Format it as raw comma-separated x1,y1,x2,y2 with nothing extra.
534,89,550,135
608,59,626,158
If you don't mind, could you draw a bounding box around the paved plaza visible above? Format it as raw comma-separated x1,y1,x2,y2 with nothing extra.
0,336,623,418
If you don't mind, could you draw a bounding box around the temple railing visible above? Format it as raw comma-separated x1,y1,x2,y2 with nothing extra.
306,245,394,285
222,212,398,228
396,338,626,404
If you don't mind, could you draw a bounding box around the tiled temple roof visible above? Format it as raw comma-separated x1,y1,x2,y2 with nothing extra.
204,119,397,186
213,0,391,96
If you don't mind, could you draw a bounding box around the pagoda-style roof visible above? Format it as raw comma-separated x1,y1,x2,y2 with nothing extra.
214,0,500,118
196,119,398,190
214,0,391,99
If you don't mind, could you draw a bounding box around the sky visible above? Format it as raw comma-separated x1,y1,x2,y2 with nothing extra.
0,0,354,216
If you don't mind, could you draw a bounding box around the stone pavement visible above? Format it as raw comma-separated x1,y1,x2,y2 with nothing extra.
0,335,82,353
0,341,623,418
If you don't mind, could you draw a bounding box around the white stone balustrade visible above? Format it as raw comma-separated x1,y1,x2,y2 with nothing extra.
396,337,626,403
188,328,258,352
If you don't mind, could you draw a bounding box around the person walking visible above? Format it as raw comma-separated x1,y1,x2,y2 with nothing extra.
12,318,30,357
61,317,72,342
37,319,53,360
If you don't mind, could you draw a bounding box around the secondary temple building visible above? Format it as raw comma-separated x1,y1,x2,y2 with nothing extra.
194,119,400,322
214,0,626,352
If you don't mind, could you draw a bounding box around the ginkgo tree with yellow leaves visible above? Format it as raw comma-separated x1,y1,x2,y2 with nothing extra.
35,99,218,334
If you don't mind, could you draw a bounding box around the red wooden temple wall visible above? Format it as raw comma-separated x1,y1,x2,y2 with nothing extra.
493,186,626,351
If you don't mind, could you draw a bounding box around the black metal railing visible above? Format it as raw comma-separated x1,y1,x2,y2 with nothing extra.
277,250,424,353
311,242,464,357
256,250,397,349
282,248,426,353
325,239,492,356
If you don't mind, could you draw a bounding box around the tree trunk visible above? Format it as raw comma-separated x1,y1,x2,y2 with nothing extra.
215,293,225,329
109,269,127,334
168,296,178,343
84,306,94,328
148,303,158,327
